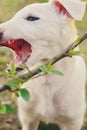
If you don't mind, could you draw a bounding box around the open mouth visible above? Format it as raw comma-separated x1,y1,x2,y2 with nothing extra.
0,39,32,66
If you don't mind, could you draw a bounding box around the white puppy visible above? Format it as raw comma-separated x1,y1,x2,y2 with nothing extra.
0,0,86,130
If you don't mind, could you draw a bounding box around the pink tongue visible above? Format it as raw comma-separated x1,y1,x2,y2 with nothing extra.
0,39,32,66
12,39,32,65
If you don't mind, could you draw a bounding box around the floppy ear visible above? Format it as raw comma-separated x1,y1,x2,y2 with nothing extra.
50,0,86,21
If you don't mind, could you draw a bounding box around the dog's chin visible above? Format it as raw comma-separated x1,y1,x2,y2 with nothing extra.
0,39,32,67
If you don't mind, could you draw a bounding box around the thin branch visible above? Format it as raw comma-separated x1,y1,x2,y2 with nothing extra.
0,33,87,92
0,85,10,92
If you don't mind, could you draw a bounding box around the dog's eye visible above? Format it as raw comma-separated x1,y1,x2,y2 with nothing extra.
26,16,40,21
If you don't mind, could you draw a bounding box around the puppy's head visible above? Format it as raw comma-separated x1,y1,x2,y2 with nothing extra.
0,0,86,67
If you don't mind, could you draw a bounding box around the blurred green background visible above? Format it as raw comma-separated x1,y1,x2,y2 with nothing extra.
0,0,87,130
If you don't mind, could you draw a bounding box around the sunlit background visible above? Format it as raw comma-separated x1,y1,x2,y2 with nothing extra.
0,0,87,130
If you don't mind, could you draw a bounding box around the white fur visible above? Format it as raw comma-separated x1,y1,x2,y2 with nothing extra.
0,0,86,130
50,0,86,20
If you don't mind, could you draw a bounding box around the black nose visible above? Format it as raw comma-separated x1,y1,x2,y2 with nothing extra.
0,32,3,41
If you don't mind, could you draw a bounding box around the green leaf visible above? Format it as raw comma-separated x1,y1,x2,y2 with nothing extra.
40,64,64,76
20,88,30,101
69,50,81,56
5,80,20,87
0,105,6,114
39,65,47,72
51,69,64,76
46,61,53,73
74,37,81,46
19,63,26,69
5,105,16,114
10,63,17,75
47,61,53,69
15,92,20,97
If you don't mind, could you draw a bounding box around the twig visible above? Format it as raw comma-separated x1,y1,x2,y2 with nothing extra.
0,33,87,92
